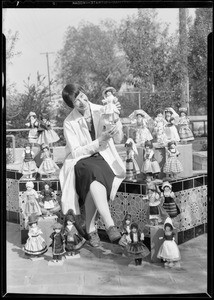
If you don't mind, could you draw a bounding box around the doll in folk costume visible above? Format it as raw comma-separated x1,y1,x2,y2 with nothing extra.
157,217,181,268
161,181,180,219
145,182,169,226
38,181,60,217
23,213,47,260
49,222,66,263
64,211,86,258
163,141,183,179
119,213,132,247
101,87,120,127
21,181,42,227
177,107,194,143
164,107,180,143
130,109,153,147
126,223,150,266
38,144,59,179
141,140,161,180
153,108,167,139
156,125,168,147
37,114,60,152
20,143,38,180
25,112,39,145
125,138,140,182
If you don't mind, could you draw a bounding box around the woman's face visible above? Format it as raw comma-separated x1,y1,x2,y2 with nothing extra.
73,92,89,113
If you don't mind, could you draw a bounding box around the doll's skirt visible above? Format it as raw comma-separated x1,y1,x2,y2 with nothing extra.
157,240,181,261
37,129,60,145
38,158,59,175
164,126,180,142
178,125,194,141
127,242,150,258
163,199,180,218
44,200,55,209
25,200,42,217
142,160,160,174
21,161,38,175
24,235,47,255
163,157,183,174
28,128,38,143
75,154,115,207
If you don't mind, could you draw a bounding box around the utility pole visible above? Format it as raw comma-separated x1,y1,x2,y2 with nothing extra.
40,52,54,102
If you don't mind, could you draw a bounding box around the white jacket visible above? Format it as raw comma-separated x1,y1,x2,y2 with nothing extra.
59,101,126,215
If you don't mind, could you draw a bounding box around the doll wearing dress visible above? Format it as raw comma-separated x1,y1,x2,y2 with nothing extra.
126,223,150,266
20,143,38,179
141,140,160,179
135,111,153,147
164,108,180,143
157,217,181,268
161,181,180,219
25,112,39,145
119,213,132,247
21,181,42,224
101,87,120,125
153,108,167,139
177,107,194,143
163,141,183,179
23,214,47,259
125,138,140,182
38,144,59,178
37,116,60,146
49,222,66,263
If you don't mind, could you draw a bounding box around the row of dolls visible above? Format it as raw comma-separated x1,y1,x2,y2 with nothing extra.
128,106,194,147
23,210,86,263
125,138,183,181
25,111,60,146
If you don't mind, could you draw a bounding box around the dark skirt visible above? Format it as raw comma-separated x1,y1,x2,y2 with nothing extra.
74,154,115,206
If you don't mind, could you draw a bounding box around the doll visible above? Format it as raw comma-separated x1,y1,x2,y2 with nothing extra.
21,181,42,225
64,212,86,257
156,125,168,147
133,110,153,147
141,140,161,179
145,183,169,226
157,217,181,268
49,222,66,263
101,87,120,126
20,143,38,179
37,115,60,147
163,141,183,179
119,213,132,247
164,107,180,143
39,181,60,216
145,174,161,193
153,108,167,137
23,213,47,260
177,107,194,143
25,111,39,145
161,181,180,219
126,223,150,266
38,144,59,178
125,138,140,182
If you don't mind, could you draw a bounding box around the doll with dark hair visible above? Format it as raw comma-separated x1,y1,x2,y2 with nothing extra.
49,222,66,263
133,110,153,147
157,217,181,268
119,213,132,247
124,138,140,182
163,141,183,179
37,115,60,147
126,223,150,266
141,140,161,179
38,144,59,179
177,107,194,143
164,107,180,143
20,143,38,180
39,181,60,217
161,181,180,219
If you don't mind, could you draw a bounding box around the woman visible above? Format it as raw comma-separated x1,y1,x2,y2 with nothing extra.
59,83,126,247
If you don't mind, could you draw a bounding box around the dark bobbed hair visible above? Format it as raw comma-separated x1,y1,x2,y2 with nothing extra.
167,141,176,148
62,83,86,108
164,222,173,231
144,140,153,148
130,222,139,230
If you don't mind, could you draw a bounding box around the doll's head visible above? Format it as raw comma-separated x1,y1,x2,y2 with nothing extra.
41,143,49,152
66,214,75,226
24,142,32,151
162,181,172,192
145,140,153,149
26,181,34,191
155,108,163,118
28,213,38,227
130,222,138,233
124,213,131,225
102,87,116,98
179,107,188,117
125,141,133,150
146,175,153,184
164,108,173,120
43,181,52,191
26,111,37,121
164,223,173,232
53,222,63,233
168,141,176,149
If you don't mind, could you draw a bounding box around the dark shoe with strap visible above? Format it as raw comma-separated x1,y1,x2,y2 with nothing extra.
106,226,121,243
88,230,101,247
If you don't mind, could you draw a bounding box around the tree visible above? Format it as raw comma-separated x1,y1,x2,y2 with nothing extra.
55,21,128,103
188,8,212,114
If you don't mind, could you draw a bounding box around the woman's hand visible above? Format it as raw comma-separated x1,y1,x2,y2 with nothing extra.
98,125,118,143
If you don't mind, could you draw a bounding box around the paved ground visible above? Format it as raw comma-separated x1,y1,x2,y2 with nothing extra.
5,222,207,296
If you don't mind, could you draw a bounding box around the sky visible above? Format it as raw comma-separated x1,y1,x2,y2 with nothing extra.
3,8,196,93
